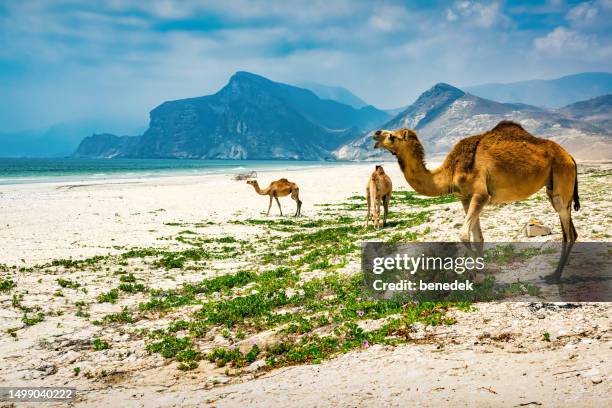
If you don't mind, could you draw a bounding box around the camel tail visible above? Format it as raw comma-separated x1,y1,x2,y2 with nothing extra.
572,158,580,211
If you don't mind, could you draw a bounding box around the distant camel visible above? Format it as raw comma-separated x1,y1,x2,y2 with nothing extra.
373,121,580,282
365,165,392,229
247,178,302,217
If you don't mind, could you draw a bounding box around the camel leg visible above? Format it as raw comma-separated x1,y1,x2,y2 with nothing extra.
291,189,302,217
544,169,578,283
461,197,484,268
546,202,577,283
274,196,283,216
373,198,380,229
460,194,488,243
266,195,273,216
293,198,301,217
365,189,371,229
382,194,390,228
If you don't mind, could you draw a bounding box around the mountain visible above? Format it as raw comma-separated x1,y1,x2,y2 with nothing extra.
558,94,612,130
298,82,369,109
0,118,144,158
75,72,390,160
336,83,611,161
73,134,141,159
464,72,612,108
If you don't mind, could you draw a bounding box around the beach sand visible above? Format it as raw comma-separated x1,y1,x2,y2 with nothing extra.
0,162,610,407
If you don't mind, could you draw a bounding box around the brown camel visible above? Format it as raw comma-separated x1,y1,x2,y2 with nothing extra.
247,178,302,216
373,121,580,282
365,165,392,229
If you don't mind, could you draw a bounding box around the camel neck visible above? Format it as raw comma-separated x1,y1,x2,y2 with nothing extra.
251,182,268,195
396,146,451,197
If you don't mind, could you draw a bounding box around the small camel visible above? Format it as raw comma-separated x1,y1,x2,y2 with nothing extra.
247,178,302,217
365,165,392,229
373,121,580,282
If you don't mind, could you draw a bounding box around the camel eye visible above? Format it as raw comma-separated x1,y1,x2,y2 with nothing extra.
389,135,396,142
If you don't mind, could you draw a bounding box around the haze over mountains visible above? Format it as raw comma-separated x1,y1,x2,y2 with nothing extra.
464,72,612,108
3,71,610,161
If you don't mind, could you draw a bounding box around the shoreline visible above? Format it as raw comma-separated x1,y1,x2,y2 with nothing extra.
0,158,371,186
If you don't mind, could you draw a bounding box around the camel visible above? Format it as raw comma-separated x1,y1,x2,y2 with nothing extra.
246,178,302,217
365,165,392,229
373,121,580,282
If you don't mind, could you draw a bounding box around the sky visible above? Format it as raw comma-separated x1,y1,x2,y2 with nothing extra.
1,0,611,133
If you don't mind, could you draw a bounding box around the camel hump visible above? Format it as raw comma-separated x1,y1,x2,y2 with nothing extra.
278,178,289,182
491,120,524,131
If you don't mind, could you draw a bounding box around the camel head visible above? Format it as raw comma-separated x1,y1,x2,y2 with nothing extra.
246,180,258,186
373,128,419,154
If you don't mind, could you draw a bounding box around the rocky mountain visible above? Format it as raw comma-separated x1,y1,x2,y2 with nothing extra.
558,94,612,130
464,72,612,108
298,82,369,109
335,83,611,161
74,72,390,160
73,133,141,159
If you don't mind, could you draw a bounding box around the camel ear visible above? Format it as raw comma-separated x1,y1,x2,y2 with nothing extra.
399,129,416,139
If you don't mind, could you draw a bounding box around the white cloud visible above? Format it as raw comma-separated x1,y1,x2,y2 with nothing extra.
448,1,508,28
566,2,599,24
368,5,411,32
533,27,593,54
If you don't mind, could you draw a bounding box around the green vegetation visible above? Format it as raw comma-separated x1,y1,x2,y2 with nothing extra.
12,189,474,375
57,278,80,289
97,289,119,303
0,278,16,293
92,337,111,351
103,307,135,323
22,312,45,326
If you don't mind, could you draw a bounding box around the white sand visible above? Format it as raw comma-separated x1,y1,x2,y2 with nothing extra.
0,163,408,265
0,163,610,407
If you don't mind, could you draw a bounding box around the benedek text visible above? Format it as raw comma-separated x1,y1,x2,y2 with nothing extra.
372,279,474,291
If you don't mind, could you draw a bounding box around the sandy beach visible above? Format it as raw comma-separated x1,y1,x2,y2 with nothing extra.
0,162,610,407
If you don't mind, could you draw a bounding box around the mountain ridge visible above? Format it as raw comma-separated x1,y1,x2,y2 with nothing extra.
74,72,390,160
335,82,611,161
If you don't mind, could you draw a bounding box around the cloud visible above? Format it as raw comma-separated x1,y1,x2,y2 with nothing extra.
534,0,612,58
368,5,411,32
565,0,612,29
533,26,593,54
449,1,508,28
566,2,599,24
0,0,610,132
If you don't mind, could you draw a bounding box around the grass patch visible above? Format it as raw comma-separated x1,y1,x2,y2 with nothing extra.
0,278,16,293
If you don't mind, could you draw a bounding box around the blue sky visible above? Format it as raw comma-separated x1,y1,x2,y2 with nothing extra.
1,0,611,132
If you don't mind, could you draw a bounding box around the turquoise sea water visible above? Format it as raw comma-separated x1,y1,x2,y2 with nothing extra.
0,158,355,185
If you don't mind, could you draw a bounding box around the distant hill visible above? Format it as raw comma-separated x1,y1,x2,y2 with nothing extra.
0,118,144,158
464,72,612,108
558,94,612,130
336,82,611,161
298,82,369,109
74,72,391,160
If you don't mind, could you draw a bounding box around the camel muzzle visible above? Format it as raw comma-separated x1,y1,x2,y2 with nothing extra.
373,131,385,148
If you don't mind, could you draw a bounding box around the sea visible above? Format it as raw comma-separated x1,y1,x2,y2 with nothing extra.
0,158,358,185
